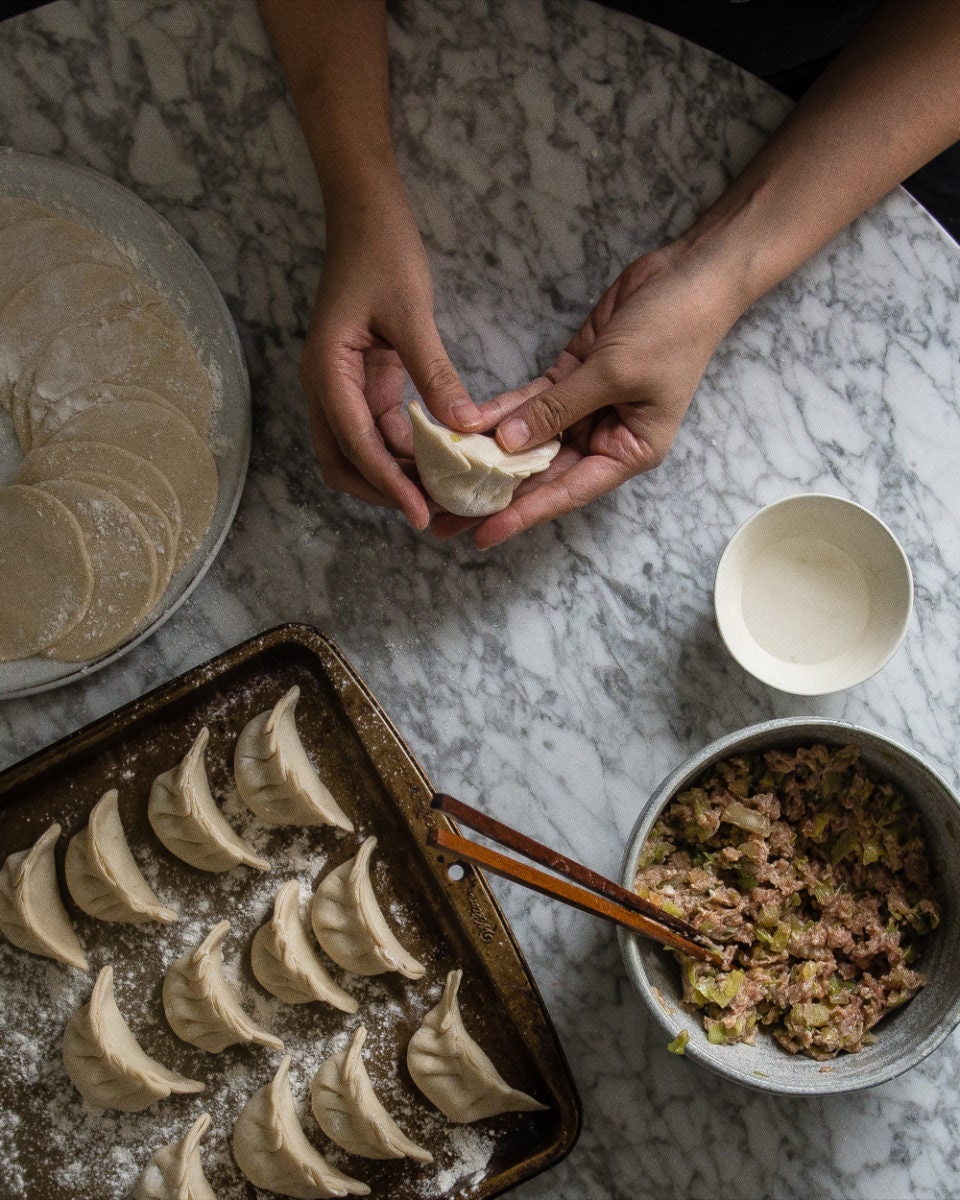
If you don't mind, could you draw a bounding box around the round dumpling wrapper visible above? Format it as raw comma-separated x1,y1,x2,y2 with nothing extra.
0,196,50,230
45,400,218,569
0,483,93,660
15,437,183,544
0,215,129,311
19,306,213,444
0,261,175,404
54,469,176,604
36,477,159,663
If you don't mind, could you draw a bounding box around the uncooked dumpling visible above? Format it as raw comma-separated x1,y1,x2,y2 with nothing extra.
232,1055,370,1198
311,1025,432,1162
148,726,271,873
234,685,353,830
65,788,178,925
0,823,88,970
409,399,560,517
132,1111,216,1200
251,880,358,1012
63,964,204,1112
310,837,425,979
407,969,547,1123
162,919,283,1054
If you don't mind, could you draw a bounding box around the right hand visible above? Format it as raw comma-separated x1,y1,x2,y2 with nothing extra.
430,238,746,547
301,181,483,529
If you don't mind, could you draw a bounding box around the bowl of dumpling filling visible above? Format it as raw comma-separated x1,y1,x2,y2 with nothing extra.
619,718,960,1094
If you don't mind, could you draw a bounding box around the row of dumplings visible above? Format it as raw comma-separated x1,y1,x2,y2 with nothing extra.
76,959,543,1199
0,686,361,975
126,965,544,1198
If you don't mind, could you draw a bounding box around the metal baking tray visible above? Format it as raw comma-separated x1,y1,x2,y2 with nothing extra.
0,624,580,1199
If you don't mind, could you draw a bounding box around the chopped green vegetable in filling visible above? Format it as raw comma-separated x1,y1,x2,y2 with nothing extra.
635,744,941,1059
667,1030,690,1055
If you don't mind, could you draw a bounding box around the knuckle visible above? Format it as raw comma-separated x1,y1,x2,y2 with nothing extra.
528,388,570,438
644,443,668,471
420,358,462,400
596,356,638,400
338,423,378,466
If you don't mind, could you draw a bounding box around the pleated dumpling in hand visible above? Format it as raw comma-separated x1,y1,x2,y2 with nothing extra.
310,1025,432,1162
162,920,283,1054
63,964,204,1112
0,822,88,970
407,968,547,1123
148,726,270,874
132,1111,215,1200
232,1055,370,1199
65,788,178,925
234,685,353,830
408,399,560,517
310,836,425,980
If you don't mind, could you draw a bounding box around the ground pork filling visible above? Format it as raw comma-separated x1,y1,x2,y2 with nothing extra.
634,743,942,1059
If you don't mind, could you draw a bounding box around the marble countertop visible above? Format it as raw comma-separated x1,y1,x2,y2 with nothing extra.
2,1,960,1197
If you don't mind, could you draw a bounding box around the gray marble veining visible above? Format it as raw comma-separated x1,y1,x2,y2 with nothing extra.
1,0,960,1197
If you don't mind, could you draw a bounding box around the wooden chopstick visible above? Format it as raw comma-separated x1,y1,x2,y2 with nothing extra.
430,793,722,965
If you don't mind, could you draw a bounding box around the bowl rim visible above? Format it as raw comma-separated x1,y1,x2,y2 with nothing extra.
713,493,914,695
618,717,960,1094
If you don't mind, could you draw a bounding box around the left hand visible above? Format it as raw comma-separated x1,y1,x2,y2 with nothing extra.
432,239,744,549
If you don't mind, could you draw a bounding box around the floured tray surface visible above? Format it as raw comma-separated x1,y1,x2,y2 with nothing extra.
0,624,580,1199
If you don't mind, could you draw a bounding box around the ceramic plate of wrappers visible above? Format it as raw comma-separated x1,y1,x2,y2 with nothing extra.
0,148,251,699
0,624,581,1200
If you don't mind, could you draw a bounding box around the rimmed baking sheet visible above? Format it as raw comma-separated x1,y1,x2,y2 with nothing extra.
0,624,580,1198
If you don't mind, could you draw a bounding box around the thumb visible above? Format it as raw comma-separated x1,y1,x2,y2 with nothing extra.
402,326,484,432
495,360,602,452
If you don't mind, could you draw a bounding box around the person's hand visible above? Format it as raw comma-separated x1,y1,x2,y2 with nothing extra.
431,240,744,548
302,181,483,529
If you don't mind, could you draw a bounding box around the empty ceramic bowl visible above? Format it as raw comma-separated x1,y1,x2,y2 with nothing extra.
619,718,960,1095
713,494,912,694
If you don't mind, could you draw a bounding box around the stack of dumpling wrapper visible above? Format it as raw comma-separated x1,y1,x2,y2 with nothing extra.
0,193,219,666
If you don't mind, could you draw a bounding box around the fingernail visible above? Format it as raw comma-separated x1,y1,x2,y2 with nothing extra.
450,402,481,429
497,417,529,452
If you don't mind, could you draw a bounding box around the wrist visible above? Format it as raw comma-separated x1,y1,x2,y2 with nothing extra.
317,147,403,218
320,157,417,248
674,185,781,325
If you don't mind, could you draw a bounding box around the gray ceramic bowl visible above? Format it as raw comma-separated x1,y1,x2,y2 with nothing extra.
619,718,960,1094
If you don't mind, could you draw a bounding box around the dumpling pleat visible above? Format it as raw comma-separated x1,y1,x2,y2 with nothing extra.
407,969,547,1122
0,823,88,970
234,686,353,830
232,1055,370,1198
310,837,424,980
63,964,204,1112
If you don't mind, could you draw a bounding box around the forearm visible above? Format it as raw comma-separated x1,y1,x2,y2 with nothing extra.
257,0,400,212
684,0,960,316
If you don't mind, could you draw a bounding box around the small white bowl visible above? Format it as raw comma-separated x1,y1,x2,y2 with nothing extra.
714,494,912,695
